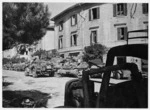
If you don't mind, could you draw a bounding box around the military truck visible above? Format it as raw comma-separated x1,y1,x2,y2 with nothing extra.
24,59,54,78
64,44,148,108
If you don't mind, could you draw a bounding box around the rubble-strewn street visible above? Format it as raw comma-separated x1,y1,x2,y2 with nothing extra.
3,70,130,108
3,70,76,108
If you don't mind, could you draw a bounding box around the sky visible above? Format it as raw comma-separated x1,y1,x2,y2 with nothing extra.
47,3,76,19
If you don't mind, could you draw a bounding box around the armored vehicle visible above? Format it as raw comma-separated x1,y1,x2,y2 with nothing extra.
24,59,54,78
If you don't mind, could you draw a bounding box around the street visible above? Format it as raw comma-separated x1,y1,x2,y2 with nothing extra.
3,70,129,108
3,70,75,108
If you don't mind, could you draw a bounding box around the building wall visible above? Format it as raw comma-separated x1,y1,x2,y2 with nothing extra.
3,47,17,58
41,30,55,51
36,29,55,51
54,3,148,57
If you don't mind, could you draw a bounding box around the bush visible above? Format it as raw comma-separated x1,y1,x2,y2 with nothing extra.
3,58,10,64
83,43,107,63
3,57,26,64
32,49,46,59
32,49,59,60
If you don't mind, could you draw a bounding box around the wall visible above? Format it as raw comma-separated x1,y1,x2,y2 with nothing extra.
53,3,148,57
3,47,17,58
36,29,55,51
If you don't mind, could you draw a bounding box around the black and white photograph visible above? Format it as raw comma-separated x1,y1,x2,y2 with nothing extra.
2,1,148,108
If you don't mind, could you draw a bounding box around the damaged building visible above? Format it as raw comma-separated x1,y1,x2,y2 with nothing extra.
51,3,148,71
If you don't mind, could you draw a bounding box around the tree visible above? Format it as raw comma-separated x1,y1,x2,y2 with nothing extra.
83,43,107,63
3,3,50,50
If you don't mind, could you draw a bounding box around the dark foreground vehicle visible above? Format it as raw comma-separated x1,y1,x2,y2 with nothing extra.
64,44,148,108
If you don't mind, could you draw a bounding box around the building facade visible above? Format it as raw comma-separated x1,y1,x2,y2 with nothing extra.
36,25,55,51
52,3,148,59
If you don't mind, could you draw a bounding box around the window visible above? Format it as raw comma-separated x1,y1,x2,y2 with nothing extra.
117,27,127,40
89,7,100,21
69,52,80,57
71,33,78,46
71,14,77,26
58,35,63,49
142,3,148,14
59,21,63,31
117,56,126,64
113,3,127,17
90,30,97,45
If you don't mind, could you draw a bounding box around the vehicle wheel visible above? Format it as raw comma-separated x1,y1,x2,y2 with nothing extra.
25,68,29,76
101,73,104,78
49,71,55,77
72,99,81,107
113,70,122,79
77,73,82,78
113,72,121,79
32,69,38,78
25,71,29,76
116,72,121,79
55,73,61,77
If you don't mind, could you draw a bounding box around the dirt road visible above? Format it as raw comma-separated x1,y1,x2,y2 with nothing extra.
3,70,76,108
3,70,128,108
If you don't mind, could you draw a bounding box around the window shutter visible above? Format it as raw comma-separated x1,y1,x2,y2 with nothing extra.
117,28,121,40
113,4,117,17
60,36,64,49
97,7,100,19
58,39,60,49
76,34,78,46
143,3,148,14
89,9,91,21
90,32,92,45
124,27,128,40
124,3,127,16
62,23,63,30
75,14,77,25
143,4,146,14
96,31,98,43
71,35,72,46
95,31,97,43
71,16,72,26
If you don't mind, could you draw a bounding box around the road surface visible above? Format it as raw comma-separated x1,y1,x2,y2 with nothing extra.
3,70,75,108
2,70,127,108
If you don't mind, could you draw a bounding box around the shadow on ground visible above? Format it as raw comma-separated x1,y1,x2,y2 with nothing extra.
3,90,51,108
2,76,14,87
3,82,13,87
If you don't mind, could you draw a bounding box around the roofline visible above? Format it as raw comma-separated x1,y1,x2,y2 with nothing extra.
51,3,84,21
51,3,106,21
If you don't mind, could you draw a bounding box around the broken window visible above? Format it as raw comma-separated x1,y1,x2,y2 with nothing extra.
113,3,127,17
58,35,63,49
71,33,78,46
90,30,97,45
142,3,148,14
117,27,127,40
71,14,77,26
59,21,63,31
89,7,100,21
